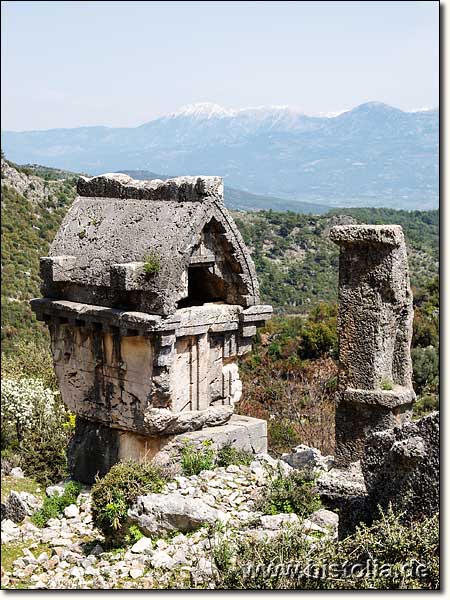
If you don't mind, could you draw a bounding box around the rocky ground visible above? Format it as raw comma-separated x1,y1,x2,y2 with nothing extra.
1,454,338,590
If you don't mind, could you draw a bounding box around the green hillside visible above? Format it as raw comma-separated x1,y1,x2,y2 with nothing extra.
235,208,438,309
1,161,77,347
0,159,440,459
1,160,439,349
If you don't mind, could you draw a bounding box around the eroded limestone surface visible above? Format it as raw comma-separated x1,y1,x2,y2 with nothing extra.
330,224,415,465
31,174,271,483
361,411,439,522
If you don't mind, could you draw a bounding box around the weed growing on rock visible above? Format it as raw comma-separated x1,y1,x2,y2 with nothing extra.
216,446,253,468
143,252,160,275
31,481,81,527
124,524,144,545
180,440,215,476
381,379,394,391
254,469,321,517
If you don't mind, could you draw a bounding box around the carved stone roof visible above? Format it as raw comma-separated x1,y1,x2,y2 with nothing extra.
41,173,260,316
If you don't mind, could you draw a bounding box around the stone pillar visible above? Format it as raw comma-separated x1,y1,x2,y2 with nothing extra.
330,225,415,466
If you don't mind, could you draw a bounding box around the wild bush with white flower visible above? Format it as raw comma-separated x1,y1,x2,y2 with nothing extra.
1,378,60,441
1,372,75,485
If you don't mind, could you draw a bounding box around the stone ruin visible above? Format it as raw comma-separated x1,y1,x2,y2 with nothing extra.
329,224,416,466
31,173,272,483
30,177,438,526
316,223,437,537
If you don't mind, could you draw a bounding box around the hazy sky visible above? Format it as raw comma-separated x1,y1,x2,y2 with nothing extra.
1,0,439,131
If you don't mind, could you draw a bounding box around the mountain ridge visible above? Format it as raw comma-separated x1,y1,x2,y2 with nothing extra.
1,102,439,210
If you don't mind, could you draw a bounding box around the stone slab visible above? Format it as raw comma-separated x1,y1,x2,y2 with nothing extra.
68,414,268,484
343,387,415,408
329,224,404,247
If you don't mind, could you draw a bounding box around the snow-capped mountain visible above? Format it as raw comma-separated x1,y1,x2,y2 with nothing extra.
1,102,439,210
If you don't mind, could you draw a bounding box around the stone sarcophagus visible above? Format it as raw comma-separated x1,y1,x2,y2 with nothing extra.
31,174,271,482
330,224,415,466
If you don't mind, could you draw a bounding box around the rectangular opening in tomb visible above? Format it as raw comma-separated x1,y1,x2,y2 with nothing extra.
178,265,228,308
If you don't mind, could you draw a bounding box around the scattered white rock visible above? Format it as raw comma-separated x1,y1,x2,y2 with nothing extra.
308,508,339,532
1,518,19,535
46,484,65,498
129,567,144,579
63,504,79,519
130,537,153,554
301,519,328,534
10,467,24,478
259,513,300,530
1,452,340,589
150,550,174,569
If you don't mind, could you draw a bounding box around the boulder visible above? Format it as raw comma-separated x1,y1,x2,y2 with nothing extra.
1,491,42,523
150,550,176,569
281,445,333,473
308,508,339,533
128,493,227,536
1,518,20,534
316,461,366,499
361,411,439,522
130,537,153,554
258,513,299,530
63,504,80,519
316,461,369,538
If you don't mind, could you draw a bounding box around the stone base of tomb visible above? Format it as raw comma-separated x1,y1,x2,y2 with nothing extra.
68,414,268,484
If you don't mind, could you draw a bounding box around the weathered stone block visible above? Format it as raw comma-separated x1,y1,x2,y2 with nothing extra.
40,255,77,285
32,173,271,479
128,493,226,536
68,414,268,484
330,224,415,465
361,411,439,522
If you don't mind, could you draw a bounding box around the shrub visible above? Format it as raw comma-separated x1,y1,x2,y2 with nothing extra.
91,461,166,546
1,340,57,390
413,310,439,348
181,440,215,476
298,303,338,360
211,507,439,589
32,481,81,527
268,420,301,455
18,430,71,486
254,469,321,517
1,376,74,485
412,345,439,394
125,524,145,546
143,252,160,275
413,394,439,418
1,378,60,442
216,446,253,468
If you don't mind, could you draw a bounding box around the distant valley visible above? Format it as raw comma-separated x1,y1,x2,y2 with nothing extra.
1,102,439,211
119,170,330,214
1,158,439,350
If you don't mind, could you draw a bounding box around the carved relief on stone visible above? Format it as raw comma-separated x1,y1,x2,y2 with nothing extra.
31,173,272,482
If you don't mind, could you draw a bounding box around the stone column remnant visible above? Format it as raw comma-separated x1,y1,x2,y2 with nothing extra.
330,224,415,466
31,173,271,483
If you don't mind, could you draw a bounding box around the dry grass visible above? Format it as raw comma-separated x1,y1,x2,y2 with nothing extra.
238,356,337,456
